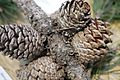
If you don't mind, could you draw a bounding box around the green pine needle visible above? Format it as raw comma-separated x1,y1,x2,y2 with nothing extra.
0,0,22,24
91,48,120,80
93,0,120,22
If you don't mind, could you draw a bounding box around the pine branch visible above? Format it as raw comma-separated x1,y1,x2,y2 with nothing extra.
14,0,51,34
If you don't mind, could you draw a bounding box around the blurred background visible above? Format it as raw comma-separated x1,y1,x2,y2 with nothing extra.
0,0,120,80
90,0,120,80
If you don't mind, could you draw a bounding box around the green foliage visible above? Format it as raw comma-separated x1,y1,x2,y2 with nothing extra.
0,0,22,24
93,0,120,22
92,49,120,80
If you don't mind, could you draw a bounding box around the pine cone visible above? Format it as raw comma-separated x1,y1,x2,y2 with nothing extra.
0,24,46,61
17,56,65,80
72,19,112,64
58,0,91,30
51,0,91,39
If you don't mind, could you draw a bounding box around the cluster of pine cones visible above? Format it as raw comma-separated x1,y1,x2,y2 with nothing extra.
53,0,112,65
0,0,112,80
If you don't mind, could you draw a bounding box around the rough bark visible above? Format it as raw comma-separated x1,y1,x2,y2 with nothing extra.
47,33,91,80
15,0,51,34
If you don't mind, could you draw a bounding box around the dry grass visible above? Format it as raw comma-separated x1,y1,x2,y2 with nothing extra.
0,53,20,80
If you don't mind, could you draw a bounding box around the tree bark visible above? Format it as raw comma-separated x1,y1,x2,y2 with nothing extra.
14,0,51,34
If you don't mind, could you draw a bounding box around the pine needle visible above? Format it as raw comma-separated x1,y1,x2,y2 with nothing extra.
0,0,22,24
93,0,120,22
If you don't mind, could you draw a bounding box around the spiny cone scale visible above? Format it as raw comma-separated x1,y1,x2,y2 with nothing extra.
50,0,92,43
0,24,45,61
17,57,65,80
72,19,112,64
54,0,91,32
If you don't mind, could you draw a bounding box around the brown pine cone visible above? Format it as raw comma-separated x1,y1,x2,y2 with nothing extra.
17,56,65,80
58,0,91,30
51,0,91,39
0,24,46,61
72,19,112,64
